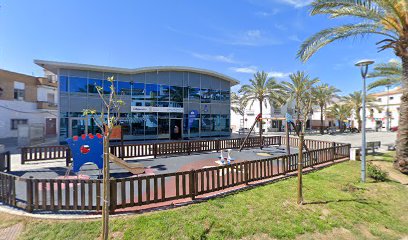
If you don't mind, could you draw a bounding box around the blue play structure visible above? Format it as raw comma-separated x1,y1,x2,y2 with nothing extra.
66,133,104,173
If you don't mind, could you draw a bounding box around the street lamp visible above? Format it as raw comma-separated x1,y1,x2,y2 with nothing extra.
355,59,375,182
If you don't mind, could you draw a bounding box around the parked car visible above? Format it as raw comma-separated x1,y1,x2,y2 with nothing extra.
390,126,398,132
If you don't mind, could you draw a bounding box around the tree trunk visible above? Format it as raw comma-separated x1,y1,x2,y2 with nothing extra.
395,55,408,174
320,105,324,134
102,137,110,239
357,108,362,132
259,100,263,149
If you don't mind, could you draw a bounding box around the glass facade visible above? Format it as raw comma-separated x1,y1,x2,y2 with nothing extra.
58,68,232,142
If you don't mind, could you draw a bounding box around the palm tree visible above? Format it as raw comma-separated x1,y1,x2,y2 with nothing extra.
368,60,402,90
297,0,408,173
314,84,340,134
239,71,285,141
231,92,249,129
282,71,319,132
326,103,352,132
343,91,381,131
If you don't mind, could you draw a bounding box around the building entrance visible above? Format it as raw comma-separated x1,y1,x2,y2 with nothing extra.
69,118,87,137
170,119,182,140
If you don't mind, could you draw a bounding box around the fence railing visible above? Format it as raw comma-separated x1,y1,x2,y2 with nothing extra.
21,136,282,164
3,141,351,213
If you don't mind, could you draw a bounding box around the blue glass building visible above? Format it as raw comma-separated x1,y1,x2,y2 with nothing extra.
35,60,239,142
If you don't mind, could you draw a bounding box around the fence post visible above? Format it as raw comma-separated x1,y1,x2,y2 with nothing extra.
216,139,220,152
6,151,10,172
332,142,336,161
283,156,287,174
21,148,26,165
244,162,249,185
26,177,33,213
187,141,191,155
65,148,71,167
189,169,196,200
109,178,117,214
278,136,282,146
153,143,157,159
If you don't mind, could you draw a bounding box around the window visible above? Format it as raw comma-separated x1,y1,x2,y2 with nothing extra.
377,98,381,102
390,96,394,100
69,77,87,93
14,81,25,100
14,89,25,100
88,79,102,94
47,93,55,104
117,81,132,95
11,119,28,130
59,76,68,92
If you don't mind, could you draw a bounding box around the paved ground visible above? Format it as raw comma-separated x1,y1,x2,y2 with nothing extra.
303,131,397,148
9,145,296,179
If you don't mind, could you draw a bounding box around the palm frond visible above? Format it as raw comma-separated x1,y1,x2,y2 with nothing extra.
298,22,397,62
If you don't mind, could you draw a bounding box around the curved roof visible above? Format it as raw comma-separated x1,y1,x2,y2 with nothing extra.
34,59,239,86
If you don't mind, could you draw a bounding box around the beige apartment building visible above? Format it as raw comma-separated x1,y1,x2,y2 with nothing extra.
0,69,58,139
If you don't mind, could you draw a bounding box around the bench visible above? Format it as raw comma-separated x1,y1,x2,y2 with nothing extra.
366,141,381,154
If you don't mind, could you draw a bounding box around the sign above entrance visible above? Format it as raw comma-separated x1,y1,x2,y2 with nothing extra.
131,106,184,113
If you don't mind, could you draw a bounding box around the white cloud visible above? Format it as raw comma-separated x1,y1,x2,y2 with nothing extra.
267,71,291,78
274,23,287,31
388,58,400,64
227,29,282,46
191,52,238,64
288,34,302,42
255,9,280,17
230,66,258,74
277,0,313,8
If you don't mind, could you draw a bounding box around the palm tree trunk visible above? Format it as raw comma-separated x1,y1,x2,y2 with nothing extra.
357,109,362,132
320,105,324,134
395,55,408,173
259,100,263,149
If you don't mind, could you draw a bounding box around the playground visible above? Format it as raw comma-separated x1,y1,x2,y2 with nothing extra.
0,134,350,214
11,143,297,180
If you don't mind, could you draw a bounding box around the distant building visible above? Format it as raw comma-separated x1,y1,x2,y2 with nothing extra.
230,98,299,133
231,96,339,133
0,69,58,139
364,87,402,131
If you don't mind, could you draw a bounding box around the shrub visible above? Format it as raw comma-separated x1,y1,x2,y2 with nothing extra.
367,163,388,182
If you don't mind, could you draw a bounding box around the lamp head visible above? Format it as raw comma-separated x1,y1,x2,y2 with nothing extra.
355,59,375,67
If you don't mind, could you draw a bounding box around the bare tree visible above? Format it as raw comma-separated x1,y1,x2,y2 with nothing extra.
83,76,124,240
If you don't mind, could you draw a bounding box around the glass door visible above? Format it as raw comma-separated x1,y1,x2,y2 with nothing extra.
189,118,200,138
69,118,87,137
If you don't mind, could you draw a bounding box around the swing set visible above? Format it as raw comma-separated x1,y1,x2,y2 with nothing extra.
238,113,312,154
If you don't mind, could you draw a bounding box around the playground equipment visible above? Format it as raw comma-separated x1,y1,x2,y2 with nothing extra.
66,133,104,173
239,113,312,155
227,149,235,163
66,133,144,175
216,149,235,165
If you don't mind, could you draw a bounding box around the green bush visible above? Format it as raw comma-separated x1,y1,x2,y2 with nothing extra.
367,163,388,182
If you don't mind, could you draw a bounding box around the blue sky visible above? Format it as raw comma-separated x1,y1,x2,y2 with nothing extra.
0,0,396,94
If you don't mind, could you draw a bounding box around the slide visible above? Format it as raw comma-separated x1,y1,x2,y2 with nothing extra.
109,153,145,175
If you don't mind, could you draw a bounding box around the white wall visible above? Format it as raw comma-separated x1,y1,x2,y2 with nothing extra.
0,100,56,138
37,85,58,103
230,98,296,133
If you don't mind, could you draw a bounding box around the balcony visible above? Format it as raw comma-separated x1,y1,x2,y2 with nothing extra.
37,101,57,110
37,77,57,88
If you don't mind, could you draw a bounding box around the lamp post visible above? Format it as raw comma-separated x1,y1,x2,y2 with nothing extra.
355,59,375,183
